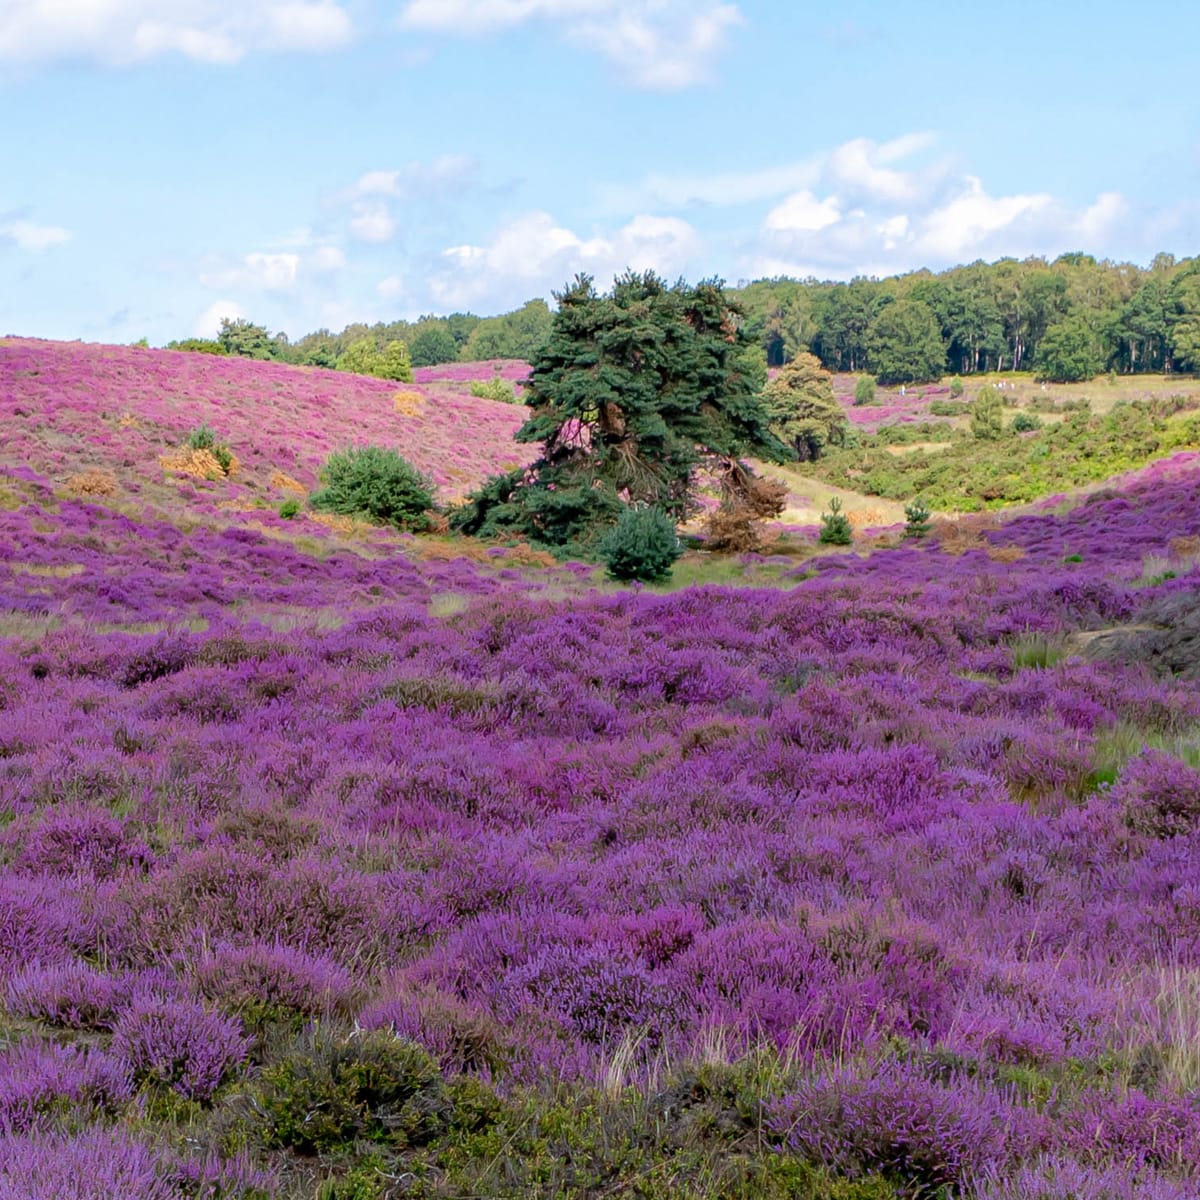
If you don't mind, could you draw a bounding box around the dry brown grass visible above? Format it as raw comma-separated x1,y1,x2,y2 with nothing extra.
308,511,374,537
931,512,1002,555
1169,535,1200,560
847,506,890,529
392,390,427,416
64,470,118,497
268,470,307,495
159,449,239,481
985,545,1026,563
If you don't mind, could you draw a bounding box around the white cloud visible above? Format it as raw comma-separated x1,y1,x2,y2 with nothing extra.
397,0,742,88
915,176,1054,260
750,134,1135,280
0,1,352,66
0,218,71,251
193,298,244,338
1076,191,1127,243
826,134,936,204
377,274,405,298
764,191,841,234
200,251,301,291
343,156,478,201
429,209,701,309
308,245,346,273
348,203,397,244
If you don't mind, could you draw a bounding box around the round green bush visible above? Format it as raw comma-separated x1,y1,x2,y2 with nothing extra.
853,375,877,406
310,445,435,531
600,505,681,582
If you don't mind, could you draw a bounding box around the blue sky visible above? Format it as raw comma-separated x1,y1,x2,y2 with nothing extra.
2,0,1198,344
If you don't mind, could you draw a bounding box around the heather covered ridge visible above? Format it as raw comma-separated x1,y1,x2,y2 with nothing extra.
0,338,1199,1196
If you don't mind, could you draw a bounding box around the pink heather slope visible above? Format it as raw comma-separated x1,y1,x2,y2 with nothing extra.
0,339,534,500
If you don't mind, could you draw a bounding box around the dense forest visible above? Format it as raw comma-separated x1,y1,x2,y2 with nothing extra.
171,252,1200,386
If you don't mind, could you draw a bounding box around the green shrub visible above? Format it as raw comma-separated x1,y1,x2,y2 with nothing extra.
929,399,969,417
469,373,519,404
601,505,681,582
310,445,435,531
1011,412,1042,433
970,387,1006,440
278,499,301,520
166,338,228,356
949,375,964,398
187,423,217,452
185,424,235,476
249,1028,449,1155
853,375,877,406
818,496,853,545
903,497,932,539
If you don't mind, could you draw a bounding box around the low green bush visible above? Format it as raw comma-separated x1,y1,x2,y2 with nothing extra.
469,374,519,404
601,505,681,582
250,1028,449,1155
853,375,877,406
310,445,435,531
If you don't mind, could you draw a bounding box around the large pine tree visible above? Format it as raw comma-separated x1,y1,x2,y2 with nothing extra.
454,272,787,552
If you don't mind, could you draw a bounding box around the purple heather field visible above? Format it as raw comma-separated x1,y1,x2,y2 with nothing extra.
2,340,1200,1196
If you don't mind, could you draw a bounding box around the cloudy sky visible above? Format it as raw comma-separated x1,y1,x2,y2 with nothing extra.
3,0,1198,343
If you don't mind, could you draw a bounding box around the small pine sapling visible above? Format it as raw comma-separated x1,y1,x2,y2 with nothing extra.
818,496,853,545
853,375,877,406
904,497,932,539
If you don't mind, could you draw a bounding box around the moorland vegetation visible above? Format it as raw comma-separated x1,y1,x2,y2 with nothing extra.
2,250,1200,1198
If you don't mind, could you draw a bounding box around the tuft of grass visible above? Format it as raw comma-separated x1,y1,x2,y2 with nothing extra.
1009,633,1067,671
1091,721,1200,786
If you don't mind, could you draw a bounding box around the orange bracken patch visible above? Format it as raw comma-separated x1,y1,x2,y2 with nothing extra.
159,449,239,481
65,470,119,497
393,390,427,416
269,470,308,495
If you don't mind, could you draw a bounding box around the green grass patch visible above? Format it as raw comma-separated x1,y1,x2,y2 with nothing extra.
1009,633,1068,671
799,402,1200,511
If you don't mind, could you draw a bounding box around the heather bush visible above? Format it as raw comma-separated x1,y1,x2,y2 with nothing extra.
0,1129,173,1200
112,996,250,1101
1112,749,1200,837
0,876,94,974
502,941,668,1048
247,1027,449,1154
769,1063,1039,1195
976,1156,1197,1199
6,960,123,1029
0,1041,131,1132
600,505,681,582
310,445,435,531
0,1128,274,1200
1066,1088,1200,1174
191,942,359,1032
360,985,510,1075
818,496,853,545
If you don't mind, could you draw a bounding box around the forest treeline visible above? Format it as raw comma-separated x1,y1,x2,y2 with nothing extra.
170,251,1200,386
